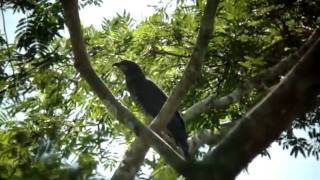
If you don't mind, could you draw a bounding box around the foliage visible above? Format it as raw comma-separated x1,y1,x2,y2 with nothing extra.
0,0,319,179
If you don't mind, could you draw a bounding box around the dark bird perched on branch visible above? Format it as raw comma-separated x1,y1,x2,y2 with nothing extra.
113,60,189,157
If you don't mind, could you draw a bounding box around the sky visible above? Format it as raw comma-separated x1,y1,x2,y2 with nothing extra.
1,0,320,179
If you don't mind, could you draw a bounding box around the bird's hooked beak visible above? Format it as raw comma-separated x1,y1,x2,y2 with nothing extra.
113,62,127,72
112,62,120,67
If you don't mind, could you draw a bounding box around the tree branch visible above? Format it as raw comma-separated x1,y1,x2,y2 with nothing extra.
192,34,320,180
60,0,189,175
1,6,15,75
188,122,235,154
150,0,220,130
183,28,320,121
152,49,191,58
112,0,220,179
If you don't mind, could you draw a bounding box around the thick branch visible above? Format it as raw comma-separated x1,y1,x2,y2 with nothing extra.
183,28,320,121
192,35,320,180
112,0,220,179
60,0,188,175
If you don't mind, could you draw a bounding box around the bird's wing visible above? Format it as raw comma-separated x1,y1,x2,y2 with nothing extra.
144,80,189,155
129,78,168,117
127,78,189,156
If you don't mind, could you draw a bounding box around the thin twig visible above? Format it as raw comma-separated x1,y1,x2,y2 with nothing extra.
1,6,15,75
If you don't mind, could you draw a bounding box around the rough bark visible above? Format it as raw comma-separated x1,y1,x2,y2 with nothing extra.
183,29,319,155
189,35,320,180
61,0,189,175
111,0,220,179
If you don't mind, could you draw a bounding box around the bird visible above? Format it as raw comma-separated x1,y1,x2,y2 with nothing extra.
113,60,189,157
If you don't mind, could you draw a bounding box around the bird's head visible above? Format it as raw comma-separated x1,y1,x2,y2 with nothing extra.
113,60,145,78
